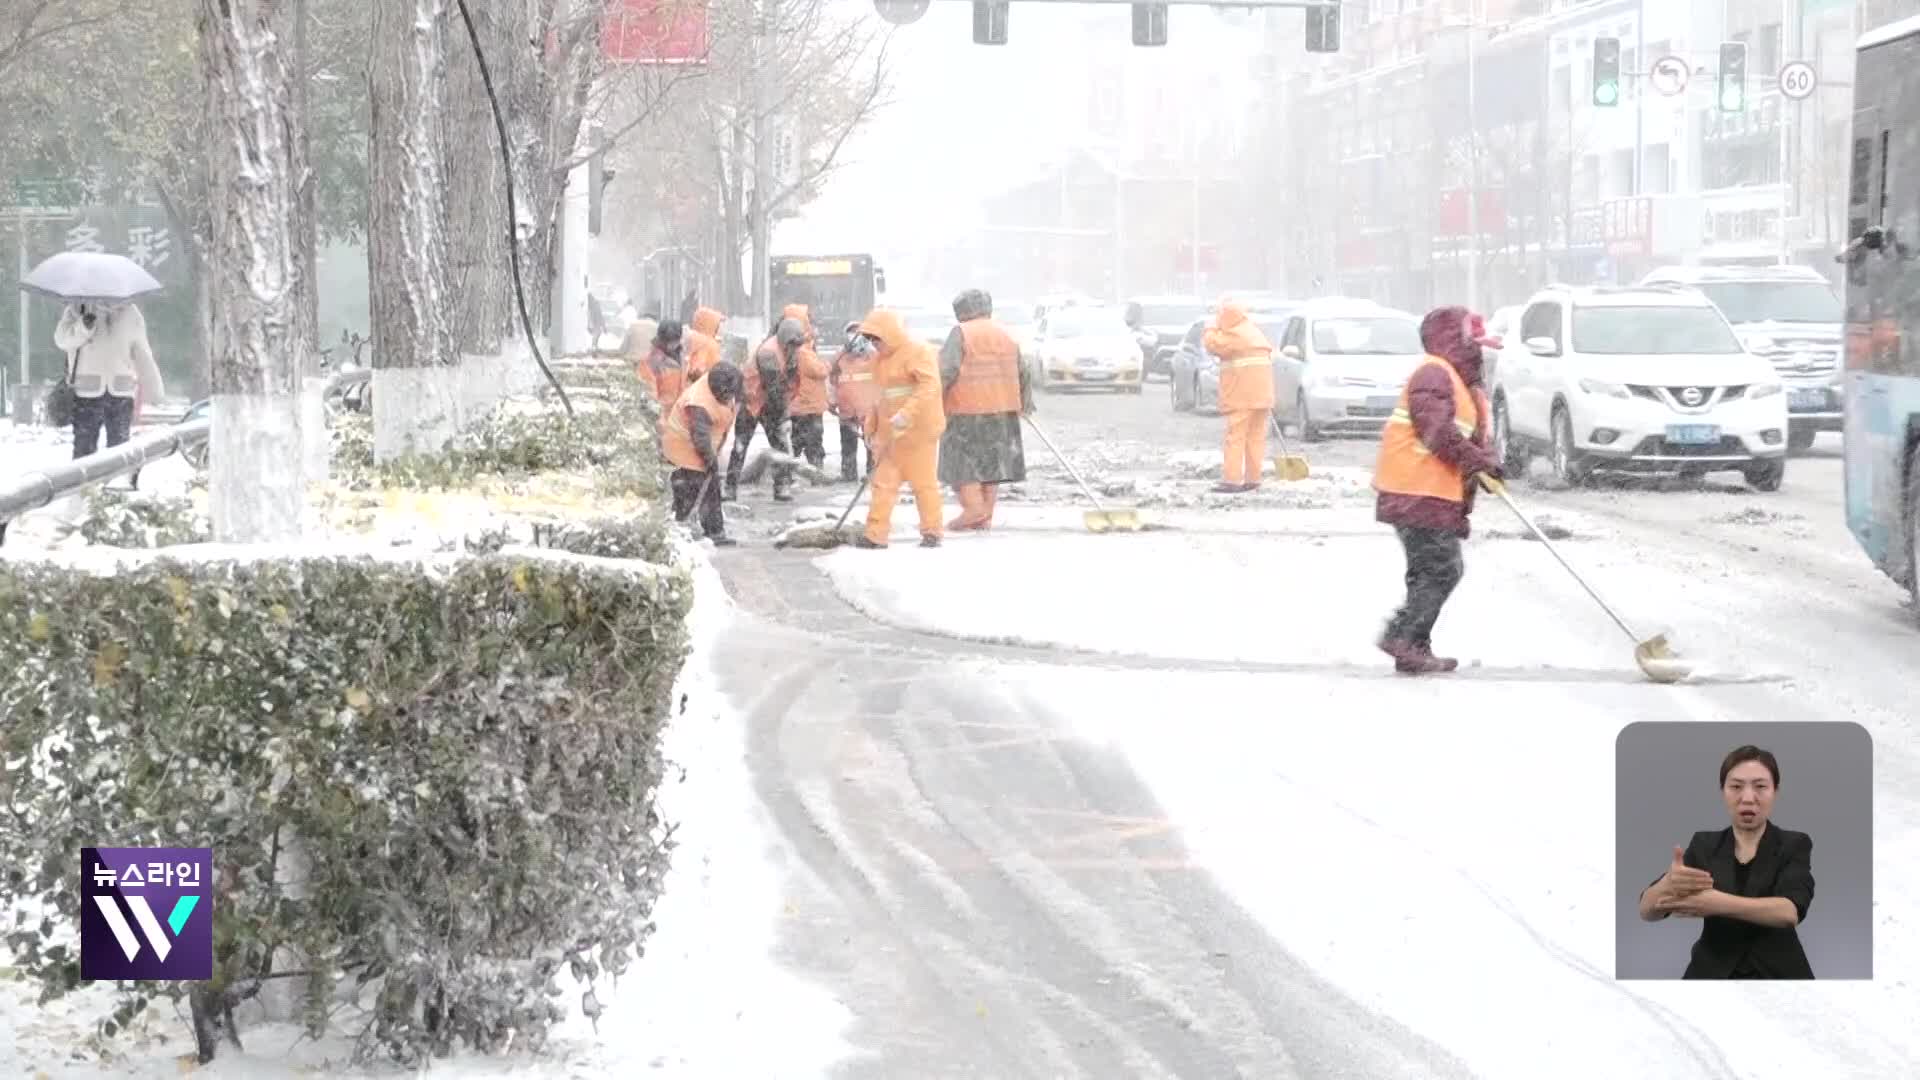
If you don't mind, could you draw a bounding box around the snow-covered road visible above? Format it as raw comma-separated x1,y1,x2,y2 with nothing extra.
704,413,1919,1078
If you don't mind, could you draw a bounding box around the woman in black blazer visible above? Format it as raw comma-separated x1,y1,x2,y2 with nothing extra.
1636,745,1816,979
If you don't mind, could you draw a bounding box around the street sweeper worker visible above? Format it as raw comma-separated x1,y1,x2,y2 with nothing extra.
938,287,1030,531
661,364,743,547
856,308,947,549
781,304,832,471
685,305,726,381
830,320,878,482
726,317,807,502
635,319,689,407
1203,300,1276,494
1372,305,1505,675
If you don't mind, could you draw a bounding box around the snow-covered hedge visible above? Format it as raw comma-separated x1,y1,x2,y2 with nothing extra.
332,363,666,500
75,488,211,549
0,540,692,1065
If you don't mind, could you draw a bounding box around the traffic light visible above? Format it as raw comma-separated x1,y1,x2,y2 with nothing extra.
1131,3,1167,47
1591,37,1621,106
1718,41,1748,112
973,1,1008,46
1304,3,1340,53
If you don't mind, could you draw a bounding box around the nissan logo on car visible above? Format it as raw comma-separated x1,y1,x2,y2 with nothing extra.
1680,387,1704,406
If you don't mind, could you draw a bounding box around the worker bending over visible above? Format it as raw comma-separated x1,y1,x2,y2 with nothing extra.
660,364,744,547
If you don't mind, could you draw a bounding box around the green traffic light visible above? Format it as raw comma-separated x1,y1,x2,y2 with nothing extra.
1595,83,1619,106
1720,86,1744,111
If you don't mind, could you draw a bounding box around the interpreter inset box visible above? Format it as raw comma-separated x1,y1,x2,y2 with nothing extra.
1614,721,1871,980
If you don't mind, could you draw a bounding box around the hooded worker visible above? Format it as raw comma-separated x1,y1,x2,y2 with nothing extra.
937,287,1031,530
685,305,725,381
1203,301,1276,493
781,304,832,471
635,319,688,406
727,316,808,501
661,363,744,547
855,308,947,548
830,319,878,481
1372,305,1505,675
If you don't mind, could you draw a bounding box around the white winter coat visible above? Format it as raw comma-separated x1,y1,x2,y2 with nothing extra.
54,303,164,401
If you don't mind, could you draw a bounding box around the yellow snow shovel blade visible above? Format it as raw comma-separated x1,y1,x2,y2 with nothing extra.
1024,416,1143,532
1268,415,1310,481
1479,475,1693,683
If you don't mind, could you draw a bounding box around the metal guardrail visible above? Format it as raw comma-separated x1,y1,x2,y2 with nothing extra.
0,418,210,546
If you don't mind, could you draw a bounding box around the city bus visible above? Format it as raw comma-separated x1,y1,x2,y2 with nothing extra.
1842,14,1920,618
767,254,885,356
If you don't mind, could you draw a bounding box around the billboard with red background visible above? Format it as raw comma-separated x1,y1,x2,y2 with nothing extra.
603,0,710,64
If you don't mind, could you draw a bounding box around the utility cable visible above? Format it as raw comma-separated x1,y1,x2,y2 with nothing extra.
453,0,575,421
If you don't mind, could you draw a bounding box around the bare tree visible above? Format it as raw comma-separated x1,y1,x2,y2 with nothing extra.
0,0,125,78
367,0,458,460
197,0,311,544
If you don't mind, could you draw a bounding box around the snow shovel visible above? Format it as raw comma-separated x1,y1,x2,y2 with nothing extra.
1268,413,1310,482
1023,415,1142,533
1479,475,1691,684
773,443,890,549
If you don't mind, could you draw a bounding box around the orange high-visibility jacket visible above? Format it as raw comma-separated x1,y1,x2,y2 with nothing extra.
1204,302,1275,412
1372,356,1485,503
661,374,736,472
859,309,946,443
944,319,1023,416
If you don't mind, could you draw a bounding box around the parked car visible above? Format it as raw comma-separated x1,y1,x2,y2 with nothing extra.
1489,284,1789,490
1123,295,1208,378
1032,305,1144,392
899,307,955,349
1636,264,1843,452
1483,304,1525,385
1167,309,1297,415
1270,299,1427,440
1034,291,1098,322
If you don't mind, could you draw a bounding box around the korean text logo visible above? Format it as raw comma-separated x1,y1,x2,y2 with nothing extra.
80,847,212,981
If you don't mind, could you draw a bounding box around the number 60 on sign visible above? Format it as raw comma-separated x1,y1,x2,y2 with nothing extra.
1778,61,1817,101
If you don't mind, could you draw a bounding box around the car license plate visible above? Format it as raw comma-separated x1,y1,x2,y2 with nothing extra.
1366,395,1397,410
1077,371,1113,381
1788,389,1826,410
1666,424,1721,445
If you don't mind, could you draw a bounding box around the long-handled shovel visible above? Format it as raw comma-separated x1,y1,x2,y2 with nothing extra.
1480,475,1691,684
1268,413,1311,482
1023,415,1142,533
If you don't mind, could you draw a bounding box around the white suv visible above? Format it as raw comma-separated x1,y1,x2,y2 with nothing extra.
1488,285,1791,491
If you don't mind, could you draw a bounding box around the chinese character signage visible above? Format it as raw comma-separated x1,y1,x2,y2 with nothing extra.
80,847,212,981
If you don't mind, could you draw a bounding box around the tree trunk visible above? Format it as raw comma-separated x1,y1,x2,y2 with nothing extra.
368,0,458,461
443,0,512,360
287,0,326,481
198,0,310,545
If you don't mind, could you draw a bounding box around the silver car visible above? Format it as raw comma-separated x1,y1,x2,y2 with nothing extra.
1271,300,1428,441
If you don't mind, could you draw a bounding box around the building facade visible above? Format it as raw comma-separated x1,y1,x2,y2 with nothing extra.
1276,0,1880,314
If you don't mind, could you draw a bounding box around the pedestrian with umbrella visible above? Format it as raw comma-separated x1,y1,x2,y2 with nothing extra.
21,252,166,462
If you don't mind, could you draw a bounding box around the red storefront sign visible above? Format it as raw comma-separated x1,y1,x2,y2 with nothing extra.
1436,189,1506,236
1601,196,1653,256
603,0,710,64
1172,243,1220,272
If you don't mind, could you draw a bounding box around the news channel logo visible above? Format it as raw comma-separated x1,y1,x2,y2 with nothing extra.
80,847,211,981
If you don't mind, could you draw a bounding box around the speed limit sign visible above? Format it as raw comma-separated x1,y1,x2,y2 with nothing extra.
1778,61,1817,100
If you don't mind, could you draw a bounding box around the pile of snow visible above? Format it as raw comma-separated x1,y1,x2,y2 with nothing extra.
1,549,854,1078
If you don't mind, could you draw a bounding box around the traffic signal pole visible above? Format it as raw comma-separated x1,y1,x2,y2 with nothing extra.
1632,0,1644,197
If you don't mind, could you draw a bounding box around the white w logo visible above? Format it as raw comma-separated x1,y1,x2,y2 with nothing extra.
91,895,180,963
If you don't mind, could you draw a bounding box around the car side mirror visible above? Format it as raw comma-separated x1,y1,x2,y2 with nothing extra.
1524,336,1559,357
1281,345,1302,359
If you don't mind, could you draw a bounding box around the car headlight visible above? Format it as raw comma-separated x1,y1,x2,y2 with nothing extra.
1747,383,1783,399
1740,333,1776,353
1577,378,1629,398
